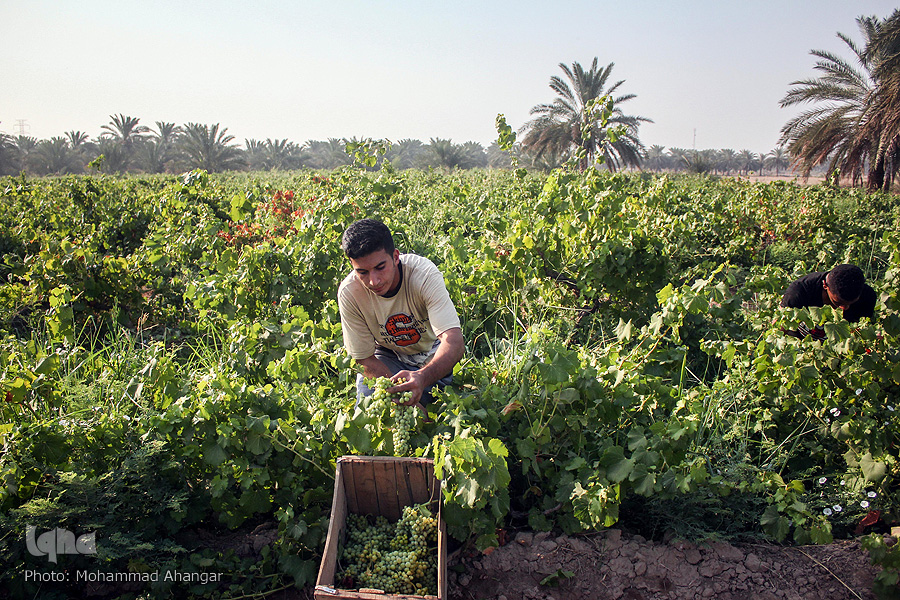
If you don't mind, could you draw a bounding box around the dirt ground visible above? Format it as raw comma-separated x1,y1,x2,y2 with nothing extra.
69,521,889,600
736,174,827,186
444,529,889,600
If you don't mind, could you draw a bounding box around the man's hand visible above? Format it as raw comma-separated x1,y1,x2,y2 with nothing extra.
389,327,464,406
388,371,428,406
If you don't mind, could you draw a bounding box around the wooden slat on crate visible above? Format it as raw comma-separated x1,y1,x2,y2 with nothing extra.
405,460,431,505
425,460,438,502
340,457,360,514
374,459,402,521
316,460,347,591
395,461,414,509
348,457,380,516
315,589,440,600
437,514,448,599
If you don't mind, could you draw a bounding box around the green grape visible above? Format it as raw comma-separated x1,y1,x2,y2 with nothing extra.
367,377,418,456
336,503,439,595
391,403,417,456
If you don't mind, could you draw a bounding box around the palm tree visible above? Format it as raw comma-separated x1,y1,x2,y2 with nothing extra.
427,138,467,171
486,142,517,169
261,138,301,170
135,121,183,173
34,137,78,175
14,136,39,173
65,131,89,148
522,145,569,172
153,121,182,146
461,141,488,169
61,131,97,172
521,58,652,172
245,138,299,171
304,139,351,169
718,149,738,175
667,148,690,172
643,145,668,172
101,114,149,149
778,16,891,189
736,150,759,176
179,123,244,173
683,150,714,174
0,132,17,175
99,114,149,172
387,139,428,170
244,139,268,171
93,137,132,173
765,147,791,176
135,139,169,174
857,9,900,190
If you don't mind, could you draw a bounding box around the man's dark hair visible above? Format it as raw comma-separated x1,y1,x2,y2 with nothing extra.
341,219,395,259
827,264,866,301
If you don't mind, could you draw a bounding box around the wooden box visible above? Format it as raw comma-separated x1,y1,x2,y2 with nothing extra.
314,456,447,600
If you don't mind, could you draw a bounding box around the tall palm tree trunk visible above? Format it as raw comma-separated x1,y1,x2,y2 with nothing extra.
867,157,885,191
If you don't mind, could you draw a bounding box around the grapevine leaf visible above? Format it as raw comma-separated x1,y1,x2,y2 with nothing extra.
536,362,568,385
239,489,271,514
810,520,833,545
761,505,791,541
278,554,317,587
458,478,481,507
629,464,656,496
540,569,574,587
605,454,633,484
859,453,887,484
203,443,227,466
487,437,509,458
615,318,633,341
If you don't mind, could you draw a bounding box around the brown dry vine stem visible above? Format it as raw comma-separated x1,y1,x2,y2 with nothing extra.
271,425,335,480
794,547,864,600
220,582,295,600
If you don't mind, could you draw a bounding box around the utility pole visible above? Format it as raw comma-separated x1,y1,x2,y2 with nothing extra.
692,128,696,151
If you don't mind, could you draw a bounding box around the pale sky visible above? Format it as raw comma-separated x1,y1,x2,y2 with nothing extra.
2,1,898,154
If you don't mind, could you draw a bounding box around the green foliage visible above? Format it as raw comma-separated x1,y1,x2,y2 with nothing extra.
495,114,517,153
540,568,575,587
435,434,511,549
863,534,900,599
2,167,900,597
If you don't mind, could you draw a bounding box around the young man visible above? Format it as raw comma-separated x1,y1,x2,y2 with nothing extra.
337,219,464,409
781,264,876,338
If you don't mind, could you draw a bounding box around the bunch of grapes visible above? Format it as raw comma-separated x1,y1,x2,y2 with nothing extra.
391,404,417,456
366,377,396,417
338,504,439,595
366,377,418,456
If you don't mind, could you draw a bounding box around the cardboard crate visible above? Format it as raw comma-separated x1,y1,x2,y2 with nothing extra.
314,456,447,600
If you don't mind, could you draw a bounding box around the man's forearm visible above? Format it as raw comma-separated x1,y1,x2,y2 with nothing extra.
357,355,394,380
415,328,464,387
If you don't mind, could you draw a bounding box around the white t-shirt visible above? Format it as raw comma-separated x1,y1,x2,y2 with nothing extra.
338,253,461,367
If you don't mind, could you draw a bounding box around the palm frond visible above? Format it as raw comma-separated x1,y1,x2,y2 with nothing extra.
521,58,647,171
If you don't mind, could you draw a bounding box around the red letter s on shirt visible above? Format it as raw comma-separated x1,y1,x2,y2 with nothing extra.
385,313,421,346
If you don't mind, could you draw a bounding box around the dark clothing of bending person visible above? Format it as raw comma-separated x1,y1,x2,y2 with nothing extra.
781,264,876,339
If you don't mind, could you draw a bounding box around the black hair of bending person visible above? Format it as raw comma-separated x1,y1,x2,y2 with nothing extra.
827,264,866,301
341,219,396,259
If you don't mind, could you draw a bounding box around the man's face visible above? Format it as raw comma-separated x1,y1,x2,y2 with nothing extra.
823,280,859,310
349,248,401,296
